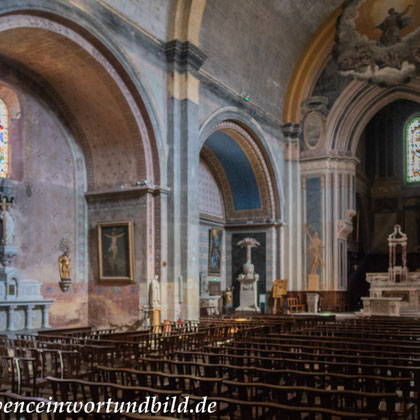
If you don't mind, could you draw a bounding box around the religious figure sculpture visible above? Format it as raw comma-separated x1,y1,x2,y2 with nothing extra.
150,275,161,308
236,237,260,312
305,227,325,275
377,5,413,46
223,287,233,314
58,236,72,292
104,227,125,270
0,198,14,246
304,226,326,291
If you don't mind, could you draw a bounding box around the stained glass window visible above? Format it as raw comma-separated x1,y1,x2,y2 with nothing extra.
0,100,8,178
406,116,420,183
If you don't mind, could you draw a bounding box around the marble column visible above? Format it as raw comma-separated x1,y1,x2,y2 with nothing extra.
42,304,51,329
7,305,15,331
25,305,34,330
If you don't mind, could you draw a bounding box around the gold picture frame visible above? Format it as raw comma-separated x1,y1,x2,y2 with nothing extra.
98,220,134,282
273,279,288,298
208,228,223,276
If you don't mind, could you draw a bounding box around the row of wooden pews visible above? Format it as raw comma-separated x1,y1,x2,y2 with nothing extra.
0,315,416,418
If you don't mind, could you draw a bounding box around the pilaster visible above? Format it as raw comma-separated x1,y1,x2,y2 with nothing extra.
166,40,206,321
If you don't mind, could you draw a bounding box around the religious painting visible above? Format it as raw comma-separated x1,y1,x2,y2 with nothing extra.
335,0,420,86
273,279,288,298
208,228,223,276
98,220,134,281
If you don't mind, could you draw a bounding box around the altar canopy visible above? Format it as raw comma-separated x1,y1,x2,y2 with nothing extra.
363,225,420,316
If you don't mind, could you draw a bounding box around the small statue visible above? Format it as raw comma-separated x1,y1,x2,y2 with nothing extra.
224,287,233,305
224,287,233,314
58,236,72,291
304,226,326,275
0,198,14,246
150,275,161,307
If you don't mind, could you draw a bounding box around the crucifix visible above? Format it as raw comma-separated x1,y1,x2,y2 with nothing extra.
0,197,13,246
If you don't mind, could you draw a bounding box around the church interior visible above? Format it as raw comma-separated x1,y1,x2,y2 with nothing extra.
0,0,420,418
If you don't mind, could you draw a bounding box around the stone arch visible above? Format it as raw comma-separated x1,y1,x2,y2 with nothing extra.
283,7,342,123
0,11,161,190
325,78,420,156
168,0,206,45
0,82,22,180
199,118,281,223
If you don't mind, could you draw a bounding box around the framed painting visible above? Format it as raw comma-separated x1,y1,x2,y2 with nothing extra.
98,220,134,281
273,279,288,298
208,228,223,276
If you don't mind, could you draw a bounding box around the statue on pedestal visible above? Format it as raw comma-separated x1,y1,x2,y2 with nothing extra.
58,236,72,292
236,237,261,312
150,275,161,308
304,225,325,290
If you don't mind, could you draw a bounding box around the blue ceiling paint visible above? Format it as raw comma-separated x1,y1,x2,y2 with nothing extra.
205,132,260,210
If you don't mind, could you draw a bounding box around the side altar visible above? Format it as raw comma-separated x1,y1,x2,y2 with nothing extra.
362,225,420,317
0,179,54,331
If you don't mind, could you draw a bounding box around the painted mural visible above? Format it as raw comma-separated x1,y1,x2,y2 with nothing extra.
335,0,420,85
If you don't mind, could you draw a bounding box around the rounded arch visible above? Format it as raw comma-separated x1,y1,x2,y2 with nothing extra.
199,114,282,222
325,78,420,156
168,0,206,45
283,7,342,123
0,9,162,189
0,81,22,180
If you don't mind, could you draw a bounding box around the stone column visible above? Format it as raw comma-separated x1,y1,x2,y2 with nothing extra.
282,124,302,291
42,305,51,329
301,157,357,292
165,40,206,321
7,305,16,331
25,305,34,330
402,245,407,270
389,244,393,270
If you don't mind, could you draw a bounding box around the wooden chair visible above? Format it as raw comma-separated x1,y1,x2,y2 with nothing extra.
286,297,305,313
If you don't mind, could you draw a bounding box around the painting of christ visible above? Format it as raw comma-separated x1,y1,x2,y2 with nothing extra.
98,220,134,281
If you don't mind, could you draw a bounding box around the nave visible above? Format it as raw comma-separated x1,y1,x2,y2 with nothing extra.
0,314,419,419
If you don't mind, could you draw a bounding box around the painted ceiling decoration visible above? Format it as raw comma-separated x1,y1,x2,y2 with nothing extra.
205,131,261,211
335,0,420,86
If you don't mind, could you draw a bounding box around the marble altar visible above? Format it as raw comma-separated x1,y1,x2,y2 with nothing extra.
0,179,54,331
363,225,420,316
235,237,260,312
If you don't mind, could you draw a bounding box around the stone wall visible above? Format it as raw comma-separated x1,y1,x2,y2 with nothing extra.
5,78,88,328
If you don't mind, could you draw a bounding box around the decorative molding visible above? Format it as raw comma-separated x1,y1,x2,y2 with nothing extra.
282,123,302,140
301,96,329,118
300,156,358,174
85,186,167,210
165,40,206,74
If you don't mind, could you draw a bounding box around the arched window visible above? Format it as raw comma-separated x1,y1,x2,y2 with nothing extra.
0,99,9,178
406,115,420,183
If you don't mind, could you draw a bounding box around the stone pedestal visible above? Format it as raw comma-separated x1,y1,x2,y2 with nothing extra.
200,295,221,316
152,307,161,327
236,277,260,312
306,292,319,313
308,274,319,291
